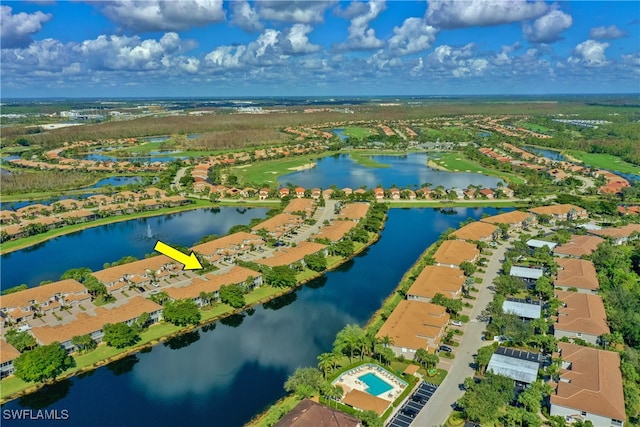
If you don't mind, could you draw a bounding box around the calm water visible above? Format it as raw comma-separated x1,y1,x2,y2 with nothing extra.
1,195,97,212
78,153,187,163
280,153,503,189
1,207,509,426
333,128,348,141
82,176,143,189
0,207,268,289
523,146,566,161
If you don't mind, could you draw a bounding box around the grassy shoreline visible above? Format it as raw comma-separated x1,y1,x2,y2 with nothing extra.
428,151,527,185
0,222,381,403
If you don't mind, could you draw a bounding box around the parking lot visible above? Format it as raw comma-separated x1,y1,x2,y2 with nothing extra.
386,382,438,427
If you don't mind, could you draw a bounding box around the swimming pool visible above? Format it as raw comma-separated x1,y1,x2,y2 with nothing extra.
359,372,393,396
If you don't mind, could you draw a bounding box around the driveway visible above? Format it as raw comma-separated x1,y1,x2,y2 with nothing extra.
410,241,510,427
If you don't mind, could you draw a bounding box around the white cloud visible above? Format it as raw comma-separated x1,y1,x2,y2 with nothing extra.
492,42,520,66
284,24,320,54
568,39,610,67
99,0,225,32
425,0,548,29
256,0,335,24
230,0,264,32
0,5,52,48
335,0,386,51
589,25,627,40
387,17,438,56
523,8,572,43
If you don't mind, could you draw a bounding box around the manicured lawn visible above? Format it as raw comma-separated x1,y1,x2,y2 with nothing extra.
430,152,526,184
347,151,392,168
231,153,332,186
244,285,284,305
296,269,321,282
247,394,302,427
200,303,234,321
567,151,640,174
344,126,377,139
520,122,551,133
0,377,29,400
387,199,526,208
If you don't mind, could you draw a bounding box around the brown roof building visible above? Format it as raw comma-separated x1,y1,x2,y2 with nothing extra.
550,342,626,426
256,242,327,268
528,204,588,222
165,266,261,303
480,210,536,229
407,266,465,301
191,232,264,260
451,221,499,242
275,399,361,427
0,339,21,378
312,221,357,242
251,213,303,238
92,255,177,287
554,235,605,258
341,389,390,416
376,300,449,358
433,240,479,267
282,198,316,216
554,258,599,293
554,291,610,345
337,203,370,221
1,279,89,313
588,224,640,245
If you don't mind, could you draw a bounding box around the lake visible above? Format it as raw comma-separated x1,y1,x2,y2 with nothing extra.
77,153,187,163
280,153,503,189
81,176,143,189
0,207,268,289
1,195,97,212
523,146,566,161
0,207,510,426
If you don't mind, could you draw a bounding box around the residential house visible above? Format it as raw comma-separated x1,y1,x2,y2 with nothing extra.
587,224,640,245
275,399,361,427
527,239,558,251
554,235,605,258
510,266,544,284
337,203,370,221
374,188,384,201
406,266,465,302
550,342,626,427
92,255,178,290
554,258,599,293
375,300,450,358
312,221,357,242
433,240,479,268
191,232,264,263
451,221,499,242
554,291,610,345
481,210,536,230
256,242,328,268
294,187,305,198
0,339,21,378
528,204,588,223
502,298,542,320
251,213,303,239
278,188,290,198
283,198,316,217
486,347,544,388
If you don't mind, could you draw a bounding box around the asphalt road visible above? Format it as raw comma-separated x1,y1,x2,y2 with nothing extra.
410,241,510,427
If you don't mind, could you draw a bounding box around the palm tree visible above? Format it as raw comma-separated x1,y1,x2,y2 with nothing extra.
317,352,336,379
414,348,429,368
380,335,394,348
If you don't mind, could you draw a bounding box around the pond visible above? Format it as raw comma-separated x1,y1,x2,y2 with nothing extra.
0,207,269,289
279,153,503,189
0,207,510,426
523,146,566,161
80,176,143,190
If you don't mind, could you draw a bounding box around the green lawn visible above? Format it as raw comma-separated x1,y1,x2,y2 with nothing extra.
430,152,526,184
520,122,551,133
567,151,640,175
344,126,377,139
231,153,332,186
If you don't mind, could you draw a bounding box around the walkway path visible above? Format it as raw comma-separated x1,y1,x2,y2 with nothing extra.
410,240,510,427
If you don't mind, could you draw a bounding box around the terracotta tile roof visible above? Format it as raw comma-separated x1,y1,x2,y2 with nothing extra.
555,291,610,336
554,235,605,257
337,203,370,221
480,210,535,226
282,198,315,215
451,221,498,242
554,258,599,291
1,279,87,310
552,342,626,422
92,255,175,284
0,339,21,364
376,300,449,352
528,204,586,217
251,213,302,233
433,240,479,266
274,399,360,427
30,297,162,346
407,266,465,300
588,224,640,239
191,232,264,257
256,241,327,267
166,266,259,300
312,221,357,242
342,389,390,416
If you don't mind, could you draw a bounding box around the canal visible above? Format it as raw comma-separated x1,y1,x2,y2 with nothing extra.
1,207,510,426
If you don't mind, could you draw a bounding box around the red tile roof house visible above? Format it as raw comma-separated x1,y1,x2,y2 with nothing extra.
251,213,304,239
554,258,599,294
550,342,626,427
29,297,163,352
406,266,465,302
433,240,480,268
553,291,610,346
294,187,306,198
374,188,384,201
256,241,328,269
0,279,90,326
0,339,21,378
191,232,265,263
554,235,605,258
528,204,588,224
259,188,270,200
92,255,179,291
481,210,537,231
478,188,495,199
279,188,290,198
587,224,640,246
451,221,499,243
390,188,401,200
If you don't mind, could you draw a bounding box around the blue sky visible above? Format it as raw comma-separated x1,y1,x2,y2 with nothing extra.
1,1,638,97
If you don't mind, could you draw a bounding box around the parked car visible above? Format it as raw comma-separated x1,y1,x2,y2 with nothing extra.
438,345,452,353
450,320,463,327
274,241,286,247
411,395,426,404
401,408,417,418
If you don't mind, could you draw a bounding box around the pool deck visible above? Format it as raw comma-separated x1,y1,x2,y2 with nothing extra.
333,364,406,402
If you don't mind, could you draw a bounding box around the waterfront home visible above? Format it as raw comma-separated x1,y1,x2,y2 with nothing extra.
312,221,357,242
0,224,26,240
554,258,599,293
256,241,328,268
51,199,81,212
433,240,479,268
59,209,98,223
29,296,163,352
0,279,90,326
251,213,303,239
587,224,640,245
406,265,465,302
0,210,17,224
451,221,499,243
259,188,270,200
481,210,536,231
0,340,21,379
554,291,609,345
275,399,361,427
191,232,265,263
25,216,65,231
550,342,626,427
528,204,588,223
337,202,370,221
92,255,178,290
554,235,605,258
165,267,262,306
278,188,290,198
376,300,449,358
283,198,316,217
162,195,190,207
478,188,495,199
294,187,305,198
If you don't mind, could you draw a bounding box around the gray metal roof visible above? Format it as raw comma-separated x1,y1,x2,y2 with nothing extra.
526,239,558,249
502,300,542,319
487,353,540,384
510,266,544,280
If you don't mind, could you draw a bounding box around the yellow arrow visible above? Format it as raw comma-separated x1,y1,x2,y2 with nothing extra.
154,240,203,270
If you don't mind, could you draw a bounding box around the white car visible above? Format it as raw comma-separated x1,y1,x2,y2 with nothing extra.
450,320,463,327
